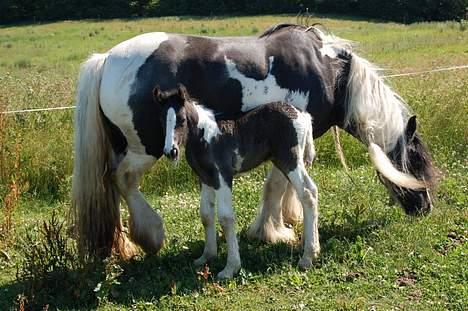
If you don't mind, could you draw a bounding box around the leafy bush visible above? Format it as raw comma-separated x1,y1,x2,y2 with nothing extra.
352,0,467,23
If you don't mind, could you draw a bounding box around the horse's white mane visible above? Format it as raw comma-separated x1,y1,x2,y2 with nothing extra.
346,55,411,152
309,26,353,56
314,27,410,152
310,26,422,189
311,26,410,152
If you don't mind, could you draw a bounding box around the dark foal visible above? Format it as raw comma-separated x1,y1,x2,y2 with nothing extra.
154,84,318,278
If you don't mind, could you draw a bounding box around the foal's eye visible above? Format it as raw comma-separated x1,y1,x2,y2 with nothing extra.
178,118,186,124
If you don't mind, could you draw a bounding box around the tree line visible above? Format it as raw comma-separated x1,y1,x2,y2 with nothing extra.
1,0,466,24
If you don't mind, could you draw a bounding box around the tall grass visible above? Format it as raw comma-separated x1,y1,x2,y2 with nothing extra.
0,101,21,244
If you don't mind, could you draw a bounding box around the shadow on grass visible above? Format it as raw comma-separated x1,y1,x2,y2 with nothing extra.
106,238,300,306
0,213,391,309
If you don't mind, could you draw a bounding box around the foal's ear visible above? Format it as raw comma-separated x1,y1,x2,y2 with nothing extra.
153,86,163,104
177,83,188,103
405,115,417,141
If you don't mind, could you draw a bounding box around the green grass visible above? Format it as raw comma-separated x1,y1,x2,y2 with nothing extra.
0,15,467,310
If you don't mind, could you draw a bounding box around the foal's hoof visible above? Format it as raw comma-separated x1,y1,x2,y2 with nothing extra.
216,264,241,280
298,257,313,270
298,253,319,271
216,269,235,279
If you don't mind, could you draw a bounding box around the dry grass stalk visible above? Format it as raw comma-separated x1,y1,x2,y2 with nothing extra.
0,104,22,241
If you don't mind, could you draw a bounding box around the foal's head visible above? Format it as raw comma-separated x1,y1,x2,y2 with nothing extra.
154,84,190,161
383,116,437,215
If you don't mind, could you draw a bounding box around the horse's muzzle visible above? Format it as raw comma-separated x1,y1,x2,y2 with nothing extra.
165,147,179,161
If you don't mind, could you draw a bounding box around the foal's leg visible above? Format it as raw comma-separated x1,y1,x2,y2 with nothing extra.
248,166,296,243
114,151,165,255
194,183,217,266
286,164,320,270
283,127,315,225
216,176,241,279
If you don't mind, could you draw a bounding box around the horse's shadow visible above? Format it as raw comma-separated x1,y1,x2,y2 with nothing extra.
0,214,391,309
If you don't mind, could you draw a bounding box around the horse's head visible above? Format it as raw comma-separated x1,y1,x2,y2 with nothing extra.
382,116,437,215
153,84,190,161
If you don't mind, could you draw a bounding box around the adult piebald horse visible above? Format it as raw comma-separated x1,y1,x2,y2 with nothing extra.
72,24,436,259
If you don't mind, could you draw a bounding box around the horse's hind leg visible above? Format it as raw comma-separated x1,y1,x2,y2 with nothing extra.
194,183,217,266
286,165,320,270
114,151,165,254
247,166,296,243
281,183,303,225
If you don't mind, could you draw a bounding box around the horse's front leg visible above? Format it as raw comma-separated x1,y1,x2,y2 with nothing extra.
194,183,217,266
216,176,241,279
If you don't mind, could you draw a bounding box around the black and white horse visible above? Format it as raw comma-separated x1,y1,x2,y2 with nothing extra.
71,24,435,259
155,84,317,278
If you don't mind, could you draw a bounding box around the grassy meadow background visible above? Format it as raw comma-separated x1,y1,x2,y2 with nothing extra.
0,15,467,310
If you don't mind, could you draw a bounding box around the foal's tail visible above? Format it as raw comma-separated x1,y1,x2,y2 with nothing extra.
345,54,425,190
71,54,136,260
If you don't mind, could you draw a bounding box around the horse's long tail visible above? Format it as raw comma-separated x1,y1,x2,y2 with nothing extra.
345,54,425,190
71,54,136,259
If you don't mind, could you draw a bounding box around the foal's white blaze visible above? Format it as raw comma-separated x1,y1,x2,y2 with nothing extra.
194,105,221,142
225,56,309,112
164,108,176,154
100,32,169,154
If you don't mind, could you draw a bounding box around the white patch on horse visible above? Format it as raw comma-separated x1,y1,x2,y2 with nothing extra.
224,56,309,112
163,108,176,154
100,32,169,154
194,104,221,142
319,45,338,59
315,27,353,60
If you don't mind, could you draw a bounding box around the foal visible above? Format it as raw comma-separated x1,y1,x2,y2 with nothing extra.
155,84,319,278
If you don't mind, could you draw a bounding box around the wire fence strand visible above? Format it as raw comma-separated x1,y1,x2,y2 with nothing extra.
1,64,467,115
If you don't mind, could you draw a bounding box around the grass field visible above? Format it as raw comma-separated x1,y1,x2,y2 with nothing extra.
0,15,467,310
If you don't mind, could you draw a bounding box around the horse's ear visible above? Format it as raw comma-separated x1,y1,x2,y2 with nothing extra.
405,115,417,141
177,83,188,104
153,86,163,104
